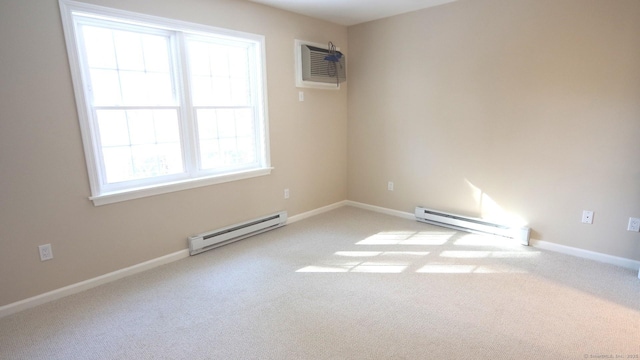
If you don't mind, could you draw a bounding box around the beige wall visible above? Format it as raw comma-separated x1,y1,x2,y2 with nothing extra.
3,0,640,309
348,0,640,260
0,0,348,306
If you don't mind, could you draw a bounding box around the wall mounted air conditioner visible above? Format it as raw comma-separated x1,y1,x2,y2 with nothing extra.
295,39,346,90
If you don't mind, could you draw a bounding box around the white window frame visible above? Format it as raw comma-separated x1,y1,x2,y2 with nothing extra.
59,0,271,206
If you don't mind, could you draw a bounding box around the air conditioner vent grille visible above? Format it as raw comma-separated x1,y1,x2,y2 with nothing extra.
296,40,346,88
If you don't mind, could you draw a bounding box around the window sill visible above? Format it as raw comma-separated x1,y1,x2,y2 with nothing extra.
89,167,273,206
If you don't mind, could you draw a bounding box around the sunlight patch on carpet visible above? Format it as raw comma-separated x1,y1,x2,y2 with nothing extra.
356,231,455,245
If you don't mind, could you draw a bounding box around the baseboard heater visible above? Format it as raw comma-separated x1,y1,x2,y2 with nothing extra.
414,206,530,245
188,211,287,255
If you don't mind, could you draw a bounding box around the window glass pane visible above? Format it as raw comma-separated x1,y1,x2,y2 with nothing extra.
157,142,183,174
208,45,229,77
97,109,183,183
199,140,220,169
90,69,121,105
235,108,254,137
97,109,182,147
188,42,211,76
216,109,236,138
84,25,173,106
146,72,174,104
131,144,161,177
196,109,218,141
142,35,170,72
129,143,183,180
153,110,181,143
188,39,247,106
97,110,129,147
237,137,256,163
102,146,133,183
196,108,257,170
228,47,248,78
230,79,249,105
126,110,156,145
119,71,147,104
113,31,145,71
82,26,116,69
211,78,231,104
191,76,213,105
219,138,237,165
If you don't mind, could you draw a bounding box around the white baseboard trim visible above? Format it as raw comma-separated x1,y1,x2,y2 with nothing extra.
287,200,348,224
0,249,189,319
4,201,638,318
346,201,640,273
345,200,415,220
1,202,350,319
530,240,640,272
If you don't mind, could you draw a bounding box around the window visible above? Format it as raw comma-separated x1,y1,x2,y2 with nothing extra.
59,0,270,205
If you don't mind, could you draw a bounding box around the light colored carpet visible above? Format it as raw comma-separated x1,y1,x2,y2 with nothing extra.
1,206,638,359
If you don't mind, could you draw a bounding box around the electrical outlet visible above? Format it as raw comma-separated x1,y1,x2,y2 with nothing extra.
388,181,394,191
284,188,290,199
298,91,304,102
38,244,53,261
627,217,640,232
581,210,594,224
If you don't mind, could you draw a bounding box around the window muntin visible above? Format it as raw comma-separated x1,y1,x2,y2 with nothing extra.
59,1,270,204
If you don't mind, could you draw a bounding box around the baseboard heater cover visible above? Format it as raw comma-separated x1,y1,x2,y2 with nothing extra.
188,211,287,255
414,207,530,245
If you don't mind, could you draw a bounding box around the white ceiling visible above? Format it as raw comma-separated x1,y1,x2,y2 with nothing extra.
249,0,457,26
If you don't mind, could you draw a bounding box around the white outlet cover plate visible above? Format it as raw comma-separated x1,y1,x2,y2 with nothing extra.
38,244,53,261
581,210,593,224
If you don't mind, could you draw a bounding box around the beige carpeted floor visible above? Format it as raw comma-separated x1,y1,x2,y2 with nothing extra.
1,206,638,359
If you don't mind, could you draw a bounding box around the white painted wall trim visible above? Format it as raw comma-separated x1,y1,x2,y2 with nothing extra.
4,200,638,318
288,200,348,223
0,249,189,318
346,201,640,273
345,200,415,220
530,239,640,272
0,201,347,318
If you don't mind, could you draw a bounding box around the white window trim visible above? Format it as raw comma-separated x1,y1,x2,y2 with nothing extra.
58,0,271,206
90,168,273,206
